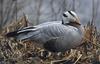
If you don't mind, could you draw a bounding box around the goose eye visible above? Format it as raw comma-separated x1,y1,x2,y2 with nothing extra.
63,14,68,17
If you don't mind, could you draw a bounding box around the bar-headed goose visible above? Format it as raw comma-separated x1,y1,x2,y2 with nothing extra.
6,11,83,52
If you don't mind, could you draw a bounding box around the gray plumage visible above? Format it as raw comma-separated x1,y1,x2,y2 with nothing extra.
6,11,84,52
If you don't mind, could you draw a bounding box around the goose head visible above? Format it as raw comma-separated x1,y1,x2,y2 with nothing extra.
62,11,81,26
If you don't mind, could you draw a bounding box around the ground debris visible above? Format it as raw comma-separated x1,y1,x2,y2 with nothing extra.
0,17,100,64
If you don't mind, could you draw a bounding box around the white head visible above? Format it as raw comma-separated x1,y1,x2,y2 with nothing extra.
62,11,80,25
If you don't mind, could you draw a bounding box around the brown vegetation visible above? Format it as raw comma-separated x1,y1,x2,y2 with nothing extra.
0,16,100,64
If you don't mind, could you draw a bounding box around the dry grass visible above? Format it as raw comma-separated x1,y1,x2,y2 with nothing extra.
0,16,100,64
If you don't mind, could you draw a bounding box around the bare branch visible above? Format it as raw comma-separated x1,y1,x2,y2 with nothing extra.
35,0,43,25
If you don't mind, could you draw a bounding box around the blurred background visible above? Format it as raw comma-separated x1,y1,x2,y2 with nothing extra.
0,0,100,30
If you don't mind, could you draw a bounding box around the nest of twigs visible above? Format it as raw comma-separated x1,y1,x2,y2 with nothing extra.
0,15,100,64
